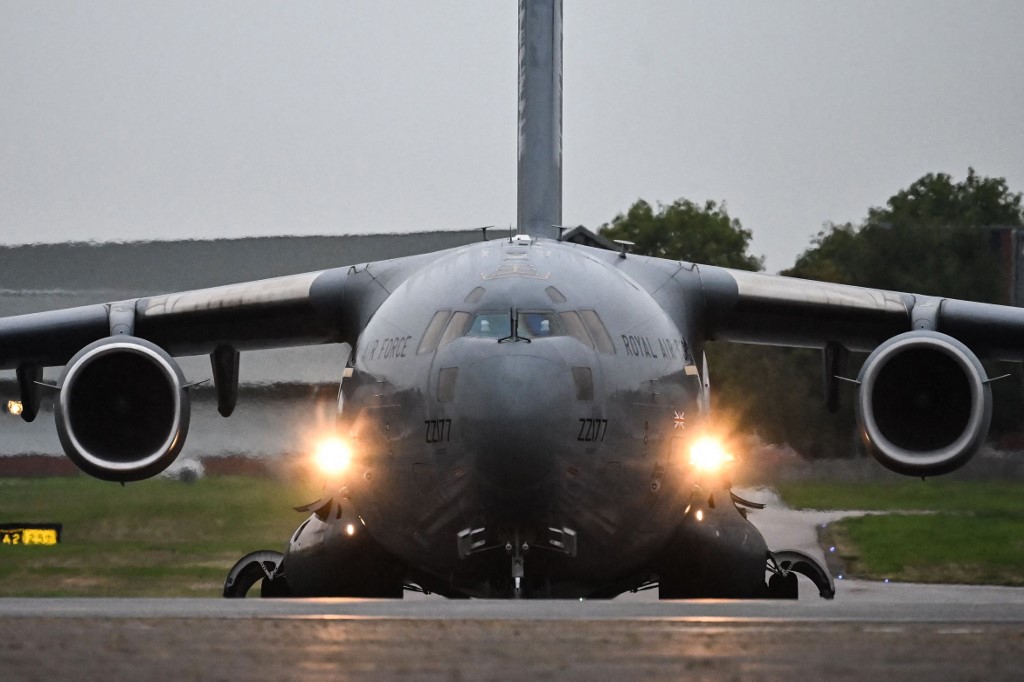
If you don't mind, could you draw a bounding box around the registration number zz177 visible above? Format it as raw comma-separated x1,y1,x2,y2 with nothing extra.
577,418,608,443
424,419,452,443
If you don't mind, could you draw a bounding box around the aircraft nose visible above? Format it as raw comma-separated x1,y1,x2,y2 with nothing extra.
456,353,574,490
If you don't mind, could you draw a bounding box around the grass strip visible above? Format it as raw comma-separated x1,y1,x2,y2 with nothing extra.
776,480,1024,514
827,513,1024,586
778,480,1024,586
0,476,318,597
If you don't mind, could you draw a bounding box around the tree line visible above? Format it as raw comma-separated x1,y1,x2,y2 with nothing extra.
599,169,1024,458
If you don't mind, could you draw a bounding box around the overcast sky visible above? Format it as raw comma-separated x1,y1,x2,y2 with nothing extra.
2,1,1023,272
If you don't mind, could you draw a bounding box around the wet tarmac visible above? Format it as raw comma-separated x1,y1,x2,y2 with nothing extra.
1,586,1023,680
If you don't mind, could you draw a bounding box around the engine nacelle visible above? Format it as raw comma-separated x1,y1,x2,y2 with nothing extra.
856,331,991,477
56,337,190,482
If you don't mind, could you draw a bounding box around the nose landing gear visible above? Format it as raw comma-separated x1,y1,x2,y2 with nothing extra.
506,530,529,599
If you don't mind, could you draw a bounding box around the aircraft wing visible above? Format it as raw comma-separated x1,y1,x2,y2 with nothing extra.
0,253,432,370
0,271,334,371
698,265,1024,361
689,263,1024,477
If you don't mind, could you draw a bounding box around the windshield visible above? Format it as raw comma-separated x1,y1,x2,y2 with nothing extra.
438,309,568,345
517,311,561,339
467,313,512,338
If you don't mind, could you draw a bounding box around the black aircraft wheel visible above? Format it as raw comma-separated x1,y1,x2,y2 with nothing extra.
223,550,287,598
766,571,799,599
769,550,836,599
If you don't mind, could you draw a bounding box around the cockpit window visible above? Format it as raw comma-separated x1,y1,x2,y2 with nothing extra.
545,286,567,303
438,309,570,345
579,309,615,354
467,313,511,338
559,311,594,349
439,311,473,346
417,310,452,355
517,311,562,339
464,287,486,303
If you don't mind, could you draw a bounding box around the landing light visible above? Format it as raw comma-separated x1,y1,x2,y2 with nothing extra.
313,437,352,476
688,437,734,474
6,400,23,416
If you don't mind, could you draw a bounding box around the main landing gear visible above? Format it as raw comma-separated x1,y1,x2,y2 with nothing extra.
656,486,837,600
223,550,289,598
766,549,835,599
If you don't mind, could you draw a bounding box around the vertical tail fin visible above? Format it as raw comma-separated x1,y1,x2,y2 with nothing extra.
517,0,563,240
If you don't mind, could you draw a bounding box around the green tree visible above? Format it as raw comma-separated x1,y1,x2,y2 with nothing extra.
598,198,764,271
787,169,1022,303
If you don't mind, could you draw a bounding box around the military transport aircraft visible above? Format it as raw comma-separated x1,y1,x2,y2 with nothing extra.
2,1,1020,599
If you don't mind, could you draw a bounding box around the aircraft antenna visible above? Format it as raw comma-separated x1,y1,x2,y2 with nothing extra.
552,224,575,241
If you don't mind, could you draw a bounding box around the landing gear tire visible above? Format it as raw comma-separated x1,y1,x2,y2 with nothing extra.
223,550,289,598
765,549,835,600
766,571,798,599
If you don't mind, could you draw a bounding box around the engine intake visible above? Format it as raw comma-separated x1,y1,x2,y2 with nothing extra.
856,331,991,477
56,337,190,482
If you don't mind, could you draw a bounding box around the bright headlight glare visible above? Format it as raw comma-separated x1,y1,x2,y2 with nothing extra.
313,437,352,475
688,436,734,473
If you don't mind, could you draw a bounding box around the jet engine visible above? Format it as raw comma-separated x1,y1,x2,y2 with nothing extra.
56,337,190,482
856,330,991,477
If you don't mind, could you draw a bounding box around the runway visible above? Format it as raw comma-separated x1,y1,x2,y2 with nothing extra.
2,579,1024,620
3,498,1024,679
2,582,1024,680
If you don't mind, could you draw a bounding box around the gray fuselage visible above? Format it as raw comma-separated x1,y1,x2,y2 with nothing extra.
340,237,710,597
